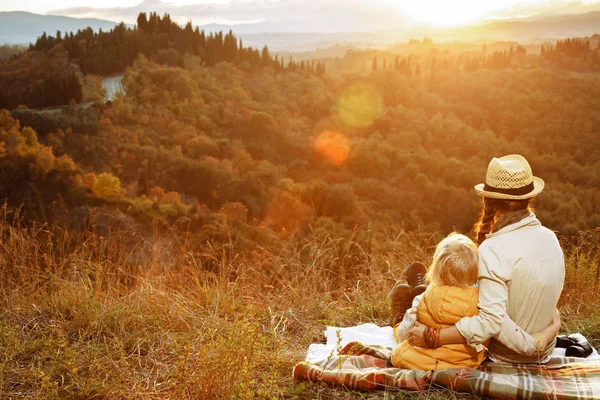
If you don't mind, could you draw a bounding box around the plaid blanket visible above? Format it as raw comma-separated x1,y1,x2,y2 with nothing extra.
293,341,600,399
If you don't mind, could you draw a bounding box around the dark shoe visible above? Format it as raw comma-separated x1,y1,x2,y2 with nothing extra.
411,284,427,299
556,336,578,348
406,262,427,288
561,335,594,358
389,284,412,327
566,343,593,358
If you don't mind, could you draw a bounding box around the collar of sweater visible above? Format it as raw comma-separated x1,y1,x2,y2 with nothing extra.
485,212,540,239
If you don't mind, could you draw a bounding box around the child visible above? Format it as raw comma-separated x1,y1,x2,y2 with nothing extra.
391,233,560,371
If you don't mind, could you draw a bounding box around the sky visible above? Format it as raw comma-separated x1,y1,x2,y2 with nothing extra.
1,0,600,30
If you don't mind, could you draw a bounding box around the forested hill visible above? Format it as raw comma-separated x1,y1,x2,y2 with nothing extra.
1,56,599,250
0,12,599,250
0,12,324,109
0,44,84,110
30,12,325,76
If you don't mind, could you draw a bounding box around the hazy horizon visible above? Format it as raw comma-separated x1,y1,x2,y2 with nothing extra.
1,0,600,33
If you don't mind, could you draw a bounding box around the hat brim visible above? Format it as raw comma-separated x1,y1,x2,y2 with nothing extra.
474,177,544,200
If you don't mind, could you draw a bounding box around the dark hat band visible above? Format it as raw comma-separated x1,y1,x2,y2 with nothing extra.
483,182,535,196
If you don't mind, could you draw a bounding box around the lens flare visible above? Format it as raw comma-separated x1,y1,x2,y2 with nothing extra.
313,130,350,166
337,83,383,128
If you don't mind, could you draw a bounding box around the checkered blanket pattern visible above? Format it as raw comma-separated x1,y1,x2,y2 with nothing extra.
293,341,600,399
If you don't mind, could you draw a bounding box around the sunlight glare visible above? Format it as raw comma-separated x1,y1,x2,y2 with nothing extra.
313,131,350,166
391,0,516,27
337,83,383,128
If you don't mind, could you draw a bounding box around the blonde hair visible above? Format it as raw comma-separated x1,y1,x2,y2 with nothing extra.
426,233,479,288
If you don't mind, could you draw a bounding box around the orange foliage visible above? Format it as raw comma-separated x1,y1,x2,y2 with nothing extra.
313,130,350,166
263,188,313,232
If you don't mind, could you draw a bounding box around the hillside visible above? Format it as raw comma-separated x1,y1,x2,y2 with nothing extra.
2,42,600,241
1,14,598,241
0,13,325,109
0,11,600,399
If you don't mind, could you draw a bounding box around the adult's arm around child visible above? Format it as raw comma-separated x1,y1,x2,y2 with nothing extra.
409,243,509,349
453,243,510,350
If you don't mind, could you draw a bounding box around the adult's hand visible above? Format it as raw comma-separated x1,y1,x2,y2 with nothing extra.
408,321,427,347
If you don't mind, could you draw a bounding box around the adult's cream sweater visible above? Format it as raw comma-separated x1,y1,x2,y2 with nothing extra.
455,213,565,363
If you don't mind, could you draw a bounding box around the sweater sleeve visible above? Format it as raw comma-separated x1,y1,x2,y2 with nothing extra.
394,293,424,342
455,242,511,351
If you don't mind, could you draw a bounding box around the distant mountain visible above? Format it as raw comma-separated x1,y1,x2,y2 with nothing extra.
0,12,124,45
199,21,312,35
373,11,600,47
520,10,600,23
199,11,600,51
198,18,398,35
198,11,600,37
474,11,600,39
1,10,599,51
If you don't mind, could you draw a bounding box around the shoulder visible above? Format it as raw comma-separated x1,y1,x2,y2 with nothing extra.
478,240,509,260
485,221,563,260
477,241,513,279
538,224,562,244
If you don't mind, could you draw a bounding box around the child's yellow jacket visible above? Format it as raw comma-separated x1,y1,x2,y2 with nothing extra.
391,285,486,371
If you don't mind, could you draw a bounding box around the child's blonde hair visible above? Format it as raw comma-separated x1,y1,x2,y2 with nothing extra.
425,233,478,288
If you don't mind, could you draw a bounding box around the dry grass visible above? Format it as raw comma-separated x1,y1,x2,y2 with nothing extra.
558,230,600,349
0,210,597,399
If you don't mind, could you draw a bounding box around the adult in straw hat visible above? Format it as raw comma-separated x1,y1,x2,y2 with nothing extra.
408,154,565,364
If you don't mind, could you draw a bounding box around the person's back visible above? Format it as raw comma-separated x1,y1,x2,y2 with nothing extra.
480,214,565,363
405,155,565,364
453,155,566,364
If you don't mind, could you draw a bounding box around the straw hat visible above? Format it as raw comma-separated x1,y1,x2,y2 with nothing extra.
474,154,544,200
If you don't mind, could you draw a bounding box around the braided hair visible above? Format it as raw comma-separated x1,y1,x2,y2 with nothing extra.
474,197,534,245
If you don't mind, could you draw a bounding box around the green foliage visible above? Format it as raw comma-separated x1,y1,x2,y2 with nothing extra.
323,184,357,221
81,74,106,103
0,43,26,61
93,172,122,199
542,38,600,71
20,126,39,148
11,105,99,137
185,135,220,158
0,110,83,217
249,111,279,138
29,13,326,77
0,44,83,109
2,34,600,244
